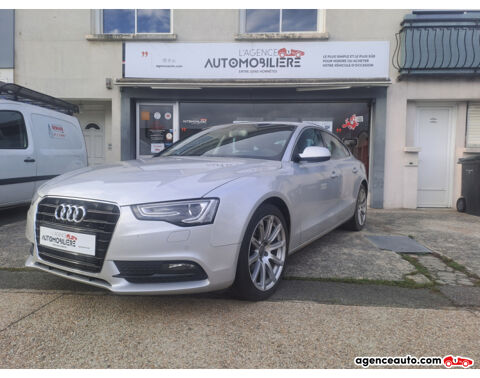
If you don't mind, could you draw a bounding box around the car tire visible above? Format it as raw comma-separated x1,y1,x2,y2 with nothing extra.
456,197,466,212
232,203,288,301
343,184,367,231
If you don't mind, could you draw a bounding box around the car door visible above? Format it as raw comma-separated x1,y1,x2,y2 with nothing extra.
290,128,341,243
321,131,358,220
0,109,36,206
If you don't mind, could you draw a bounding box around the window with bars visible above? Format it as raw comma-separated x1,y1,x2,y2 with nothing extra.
103,9,171,34
467,102,480,148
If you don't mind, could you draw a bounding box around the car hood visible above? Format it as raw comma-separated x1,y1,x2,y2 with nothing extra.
38,156,282,206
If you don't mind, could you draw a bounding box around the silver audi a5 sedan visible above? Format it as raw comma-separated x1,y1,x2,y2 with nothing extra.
25,122,368,300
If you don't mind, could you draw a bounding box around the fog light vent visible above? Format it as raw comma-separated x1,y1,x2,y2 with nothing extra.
113,260,208,283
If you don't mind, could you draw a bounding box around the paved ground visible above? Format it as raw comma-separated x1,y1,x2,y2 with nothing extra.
0,289,479,368
368,209,480,278
0,206,479,368
287,208,480,288
286,227,416,281
0,206,30,269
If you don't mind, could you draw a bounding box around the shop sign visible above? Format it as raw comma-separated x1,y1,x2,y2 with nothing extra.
125,41,389,80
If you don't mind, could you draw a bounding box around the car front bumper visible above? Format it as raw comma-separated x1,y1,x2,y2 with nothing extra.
25,198,240,294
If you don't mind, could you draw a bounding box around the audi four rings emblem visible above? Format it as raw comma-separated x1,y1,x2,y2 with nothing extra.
54,204,87,223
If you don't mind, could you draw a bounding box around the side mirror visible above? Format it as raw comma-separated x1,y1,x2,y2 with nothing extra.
297,146,331,162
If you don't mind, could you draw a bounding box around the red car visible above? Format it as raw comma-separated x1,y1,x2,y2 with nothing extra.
278,48,305,58
443,355,474,368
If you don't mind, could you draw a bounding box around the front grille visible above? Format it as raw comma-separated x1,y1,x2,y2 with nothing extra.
35,197,120,273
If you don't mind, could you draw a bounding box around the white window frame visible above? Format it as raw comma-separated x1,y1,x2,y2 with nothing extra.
466,102,480,148
240,9,325,34
100,9,173,34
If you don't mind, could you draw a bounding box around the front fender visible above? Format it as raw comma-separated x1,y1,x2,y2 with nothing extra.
205,175,295,249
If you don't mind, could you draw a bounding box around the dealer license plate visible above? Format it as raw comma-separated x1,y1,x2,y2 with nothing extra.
39,226,96,256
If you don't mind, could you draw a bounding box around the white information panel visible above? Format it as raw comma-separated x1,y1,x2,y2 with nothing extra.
125,41,390,80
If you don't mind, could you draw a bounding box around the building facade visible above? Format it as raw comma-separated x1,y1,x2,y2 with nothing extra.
3,9,480,209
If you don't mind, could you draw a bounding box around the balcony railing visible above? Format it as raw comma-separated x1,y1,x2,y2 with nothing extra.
393,13,480,77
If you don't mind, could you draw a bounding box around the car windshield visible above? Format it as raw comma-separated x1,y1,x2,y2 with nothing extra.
157,123,295,160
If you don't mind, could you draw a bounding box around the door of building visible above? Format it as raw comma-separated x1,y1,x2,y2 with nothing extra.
137,103,178,158
82,122,105,166
416,106,455,207
78,106,106,166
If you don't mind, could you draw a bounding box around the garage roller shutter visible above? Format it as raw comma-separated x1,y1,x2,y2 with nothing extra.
467,103,480,147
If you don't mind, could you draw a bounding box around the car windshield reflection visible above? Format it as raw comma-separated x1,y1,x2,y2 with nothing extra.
158,123,295,160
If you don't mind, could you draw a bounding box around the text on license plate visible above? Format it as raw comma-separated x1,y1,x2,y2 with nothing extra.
39,226,96,256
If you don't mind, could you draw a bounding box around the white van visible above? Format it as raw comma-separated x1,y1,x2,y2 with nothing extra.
0,83,87,208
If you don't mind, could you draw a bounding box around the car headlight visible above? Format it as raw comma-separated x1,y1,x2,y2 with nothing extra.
131,198,219,226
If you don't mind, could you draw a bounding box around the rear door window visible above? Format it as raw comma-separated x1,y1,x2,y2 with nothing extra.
0,111,28,149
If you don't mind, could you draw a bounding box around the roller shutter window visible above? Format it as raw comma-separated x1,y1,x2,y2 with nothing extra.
467,102,480,148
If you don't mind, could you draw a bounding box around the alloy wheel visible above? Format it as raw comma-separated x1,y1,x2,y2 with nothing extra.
248,215,286,291
357,187,367,226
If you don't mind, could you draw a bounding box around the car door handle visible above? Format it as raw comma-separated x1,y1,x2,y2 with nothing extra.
352,167,358,174
24,158,35,163
330,171,337,178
